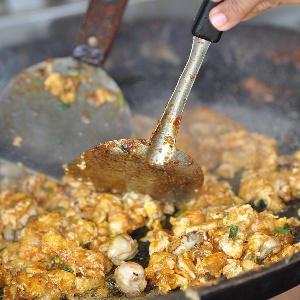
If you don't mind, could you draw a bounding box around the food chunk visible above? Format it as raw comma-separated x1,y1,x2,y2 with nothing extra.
0,107,300,298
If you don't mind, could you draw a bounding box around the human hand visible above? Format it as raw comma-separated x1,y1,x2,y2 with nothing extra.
209,0,300,31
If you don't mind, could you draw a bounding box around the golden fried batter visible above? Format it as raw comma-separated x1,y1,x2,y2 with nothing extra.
0,107,299,299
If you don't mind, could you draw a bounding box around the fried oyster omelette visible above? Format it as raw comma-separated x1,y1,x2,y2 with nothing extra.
0,107,300,299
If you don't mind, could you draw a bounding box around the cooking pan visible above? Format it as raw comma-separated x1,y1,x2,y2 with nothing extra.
0,0,300,299
0,0,131,178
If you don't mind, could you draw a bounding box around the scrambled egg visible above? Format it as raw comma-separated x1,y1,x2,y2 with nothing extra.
44,67,118,107
145,204,299,293
0,175,168,299
0,108,299,299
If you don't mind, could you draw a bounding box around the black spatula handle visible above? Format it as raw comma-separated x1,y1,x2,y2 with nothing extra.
192,0,223,43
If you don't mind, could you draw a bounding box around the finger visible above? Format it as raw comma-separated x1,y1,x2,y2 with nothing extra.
243,0,300,21
209,0,262,31
280,0,300,3
242,2,274,21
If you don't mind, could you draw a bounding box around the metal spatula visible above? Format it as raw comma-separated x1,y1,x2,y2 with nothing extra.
66,0,223,204
0,0,131,178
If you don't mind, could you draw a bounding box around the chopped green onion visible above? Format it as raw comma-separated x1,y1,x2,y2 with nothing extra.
174,209,186,218
160,220,167,228
54,206,65,211
274,226,290,234
117,93,125,106
41,186,54,192
59,102,71,110
60,265,74,273
120,200,125,205
67,71,80,78
229,225,239,240
0,247,6,253
285,254,294,264
225,212,230,220
51,254,64,264
51,139,62,145
295,190,300,199
263,264,271,269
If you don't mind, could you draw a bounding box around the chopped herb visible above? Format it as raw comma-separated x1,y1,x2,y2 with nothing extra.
0,247,6,252
126,187,136,193
263,264,271,269
41,186,54,192
274,225,290,234
296,190,300,199
120,200,125,205
225,212,230,220
51,254,64,264
160,220,167,228
229,225,239,240
54,206,65,211
117,93,125,106
174,209,186,218
285,254,294,264
59,102,71,110
52,139,62,145
274,223,290,234
67,71,80,78
60,265,74,273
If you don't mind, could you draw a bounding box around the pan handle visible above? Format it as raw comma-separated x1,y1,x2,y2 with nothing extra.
73,0,128,66
192,0,223,43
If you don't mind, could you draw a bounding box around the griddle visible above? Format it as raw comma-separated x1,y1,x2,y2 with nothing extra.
0,12,300,300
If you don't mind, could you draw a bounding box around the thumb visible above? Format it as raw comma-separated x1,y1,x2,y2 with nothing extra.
209,0,261,31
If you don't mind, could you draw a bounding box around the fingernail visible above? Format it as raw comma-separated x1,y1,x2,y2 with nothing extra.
211,12,227,30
